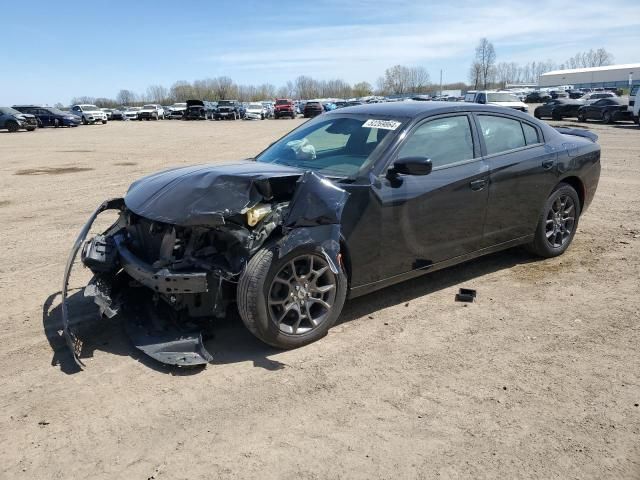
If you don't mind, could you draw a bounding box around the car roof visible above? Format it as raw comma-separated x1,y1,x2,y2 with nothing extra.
327,101,528,118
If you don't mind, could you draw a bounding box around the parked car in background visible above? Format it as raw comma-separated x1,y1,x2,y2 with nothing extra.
166,102,187,119
303,101,324,117
0,107,37,132
323,102,338,112
525,91,552,103
567,90,584,99
245,102,267,120
262,101,275,118
582,92,616,103
629,85,640,124
71,104,108,124
13,105,81,127
274,98,296,119
100,108,114,120
550,91,568,99
123,107,140,120
578,97,632,123
214,100,244,120
184,100,208,120
110,108,125,120
534,99,585,120
137,104,165,120
464,91,528,112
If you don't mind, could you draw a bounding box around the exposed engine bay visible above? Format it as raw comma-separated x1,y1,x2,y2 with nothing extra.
62,163,349,367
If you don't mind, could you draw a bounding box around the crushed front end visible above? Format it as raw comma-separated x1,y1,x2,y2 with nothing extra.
62,163,348,368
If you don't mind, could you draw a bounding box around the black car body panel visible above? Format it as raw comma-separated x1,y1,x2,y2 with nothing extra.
13,105,80,127
0,107,37,131
214,100,244,120
303,102,324,118
64,101,601,367
578,98,633,122
534,99,585,119
184,99,207,120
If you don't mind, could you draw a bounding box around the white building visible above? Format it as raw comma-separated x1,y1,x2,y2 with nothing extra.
539,63,640,89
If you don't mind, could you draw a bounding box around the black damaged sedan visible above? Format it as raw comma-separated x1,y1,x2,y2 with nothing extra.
64,102,601,367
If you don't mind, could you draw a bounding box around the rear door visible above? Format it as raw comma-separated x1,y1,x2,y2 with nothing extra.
476,113,558,246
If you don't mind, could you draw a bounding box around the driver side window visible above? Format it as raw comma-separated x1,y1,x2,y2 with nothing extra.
398,115,475,169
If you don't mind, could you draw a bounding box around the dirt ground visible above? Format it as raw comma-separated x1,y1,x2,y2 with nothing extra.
0,115,638,480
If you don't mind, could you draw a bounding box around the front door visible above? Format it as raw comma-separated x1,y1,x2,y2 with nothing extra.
370,114,490,280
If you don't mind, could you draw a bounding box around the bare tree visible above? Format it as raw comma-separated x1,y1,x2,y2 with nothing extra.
146,85,168,104
563,48,614,69
381,65,429,94
473,38,496,89
70,96,97,105
295,76,318,99
169,81,194,102
468,61,482,90
116,89,137,106
352,81,373,97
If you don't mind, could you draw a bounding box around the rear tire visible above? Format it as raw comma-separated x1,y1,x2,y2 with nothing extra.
577,112,586,122
54,118,61,128
602,111,613,124
102,120,108,125
526,183,581,258
238,245,347,349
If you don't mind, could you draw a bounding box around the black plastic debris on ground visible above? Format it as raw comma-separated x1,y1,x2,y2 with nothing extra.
455,288,477,303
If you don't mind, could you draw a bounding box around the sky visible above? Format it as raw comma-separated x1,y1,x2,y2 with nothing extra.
2,0,639,105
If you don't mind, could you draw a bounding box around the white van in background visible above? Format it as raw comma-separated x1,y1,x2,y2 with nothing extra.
464,90,529,113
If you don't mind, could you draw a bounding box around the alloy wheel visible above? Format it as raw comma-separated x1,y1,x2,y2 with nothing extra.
268,254,337,335
545,194,575,248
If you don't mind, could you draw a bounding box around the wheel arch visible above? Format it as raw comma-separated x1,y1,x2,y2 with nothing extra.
558,176,585,211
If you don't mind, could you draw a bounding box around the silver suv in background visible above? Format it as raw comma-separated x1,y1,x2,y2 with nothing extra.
70,104,108,124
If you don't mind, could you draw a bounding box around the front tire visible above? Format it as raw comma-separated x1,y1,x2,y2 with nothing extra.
238,246,347,349
578,112,587,122
527,183,581,258
602,111,613,124
82,116,88,125
7,121,19,132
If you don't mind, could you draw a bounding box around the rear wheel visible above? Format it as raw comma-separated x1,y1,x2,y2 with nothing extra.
602,111,613,124
102,119,108,125
238,246,347,349
551,110,562,121
577,112,587,122
527,183,580,258
54,118,61,128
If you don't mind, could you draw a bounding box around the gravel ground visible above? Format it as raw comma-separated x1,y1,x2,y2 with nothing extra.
0,116,638,479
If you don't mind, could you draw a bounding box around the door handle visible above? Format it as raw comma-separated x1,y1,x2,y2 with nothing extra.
469,179,486,191
542,159,555,170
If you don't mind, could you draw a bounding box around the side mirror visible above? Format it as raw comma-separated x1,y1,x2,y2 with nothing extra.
388,157,433,177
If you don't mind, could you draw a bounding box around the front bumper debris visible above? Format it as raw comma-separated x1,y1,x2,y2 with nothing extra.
63,167,349,368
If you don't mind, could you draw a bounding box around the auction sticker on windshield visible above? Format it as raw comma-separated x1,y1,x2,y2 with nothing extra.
362,119,402,130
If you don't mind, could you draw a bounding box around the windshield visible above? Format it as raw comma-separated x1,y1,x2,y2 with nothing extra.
276,99,289,105
487,93,520,103
248,103,262,109
256,114,402,177
0,107,22,115
218,101,233,106
143,105,156,109
82,105,100,110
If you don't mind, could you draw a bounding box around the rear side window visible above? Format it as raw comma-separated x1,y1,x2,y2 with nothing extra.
398,115,474,168
522,123,539,145
478,115,526,155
